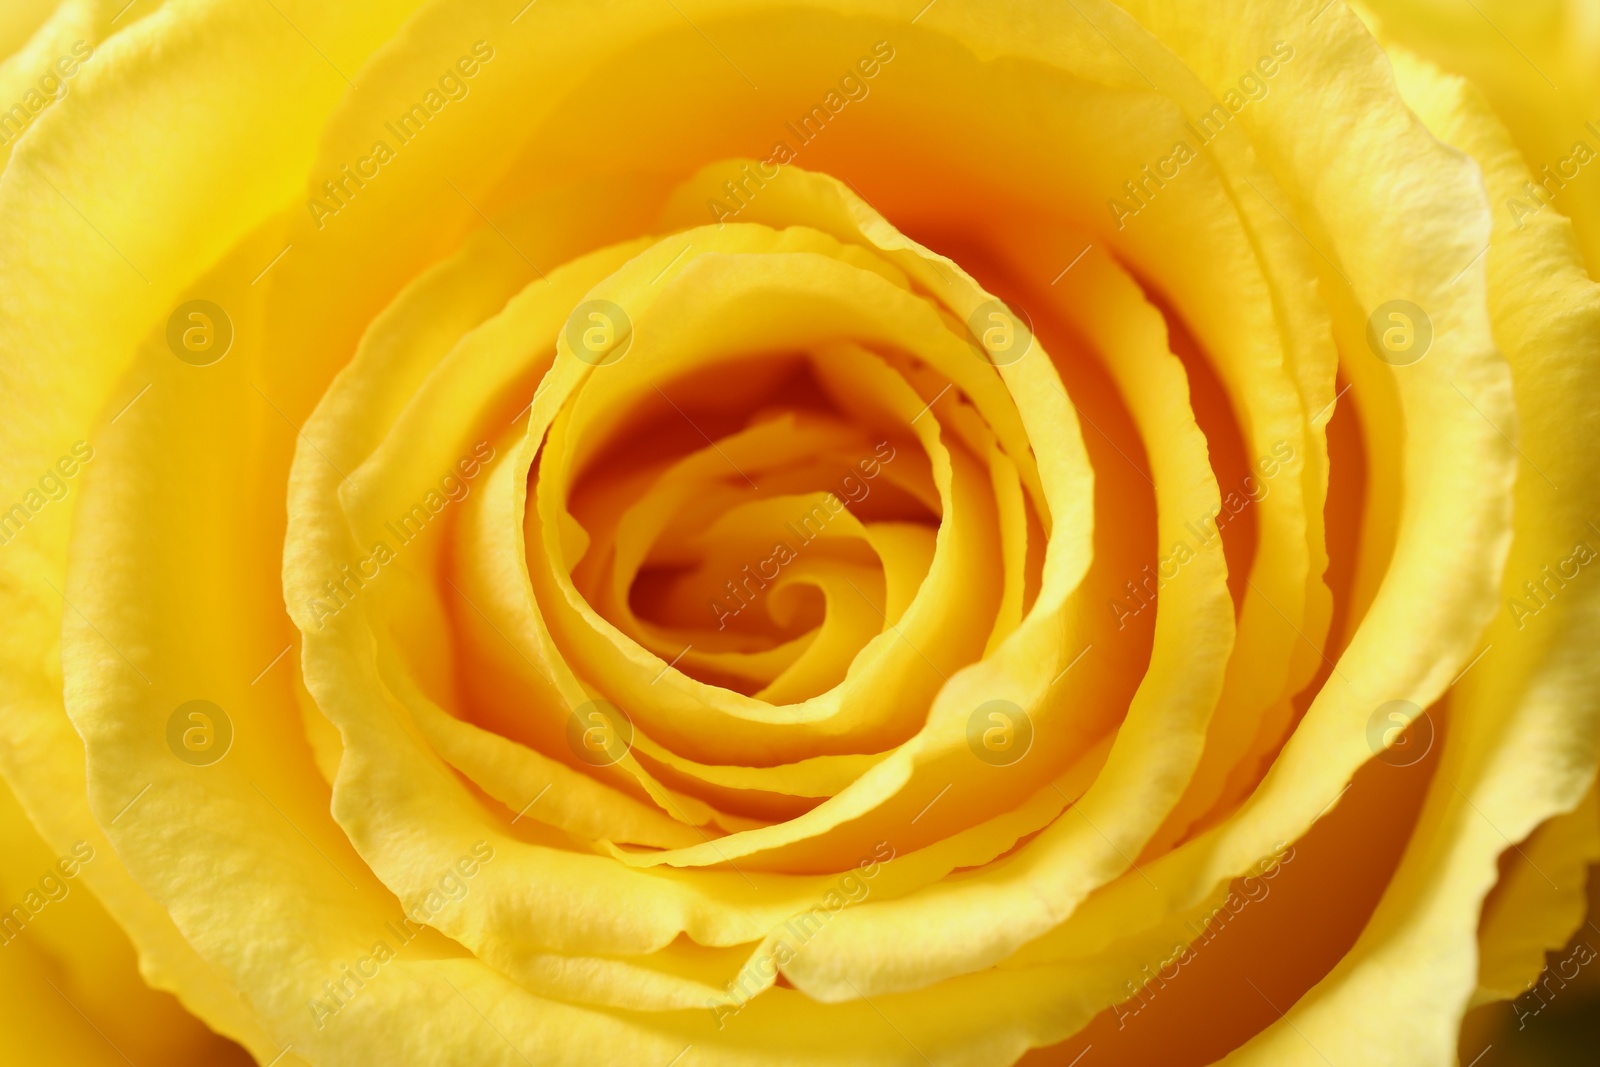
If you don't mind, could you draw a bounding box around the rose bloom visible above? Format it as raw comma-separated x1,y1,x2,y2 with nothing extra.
1,0,1597,1064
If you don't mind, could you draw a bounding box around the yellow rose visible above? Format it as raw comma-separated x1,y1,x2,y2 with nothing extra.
1,1,1596,1065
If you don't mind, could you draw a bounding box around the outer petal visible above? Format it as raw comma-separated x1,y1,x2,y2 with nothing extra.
0,0,430,1061
1221,34,1600,1067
